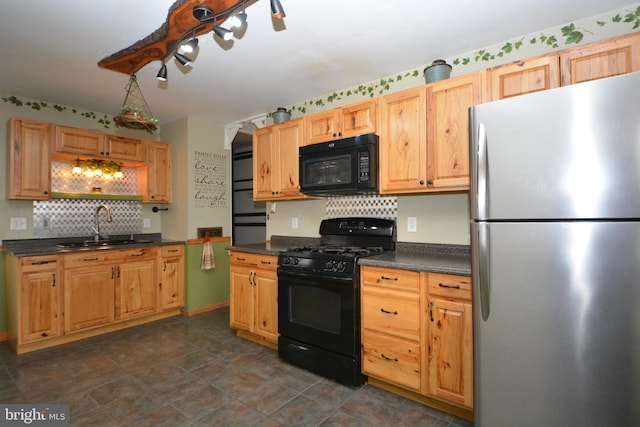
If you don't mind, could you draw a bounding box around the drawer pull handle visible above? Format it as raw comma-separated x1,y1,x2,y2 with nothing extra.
129,252,145,257
438,282,460,289
261,261,272,265
168,249,179,253
380,308,398,315
236,257,246,261
31,260,50,265
83,257,99,262
381,354,398,362
429,301,434,322
380,275,398,281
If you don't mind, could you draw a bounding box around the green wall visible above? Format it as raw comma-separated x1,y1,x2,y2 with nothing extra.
184,241,230,312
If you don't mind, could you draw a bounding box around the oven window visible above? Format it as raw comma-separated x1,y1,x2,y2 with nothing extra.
302,155,351,185
289,286,341,335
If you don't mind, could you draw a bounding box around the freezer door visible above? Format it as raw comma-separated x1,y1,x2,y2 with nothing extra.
471,221,640,427
470,72,640,221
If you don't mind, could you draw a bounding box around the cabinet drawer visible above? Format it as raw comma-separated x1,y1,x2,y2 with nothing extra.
121,247,157,261
63,250,124,268
230,251,277,270
428,273,471,301
361,266,420,293
161,245,184,258
362,329,421,392
362,290,420,341
20,255,58,272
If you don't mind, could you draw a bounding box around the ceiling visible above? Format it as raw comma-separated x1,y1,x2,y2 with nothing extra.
0,0,632,127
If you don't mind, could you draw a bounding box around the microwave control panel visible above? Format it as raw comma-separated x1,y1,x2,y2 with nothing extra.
358,151,370,183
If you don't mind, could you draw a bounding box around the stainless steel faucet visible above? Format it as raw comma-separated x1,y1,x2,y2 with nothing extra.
92,204,113,241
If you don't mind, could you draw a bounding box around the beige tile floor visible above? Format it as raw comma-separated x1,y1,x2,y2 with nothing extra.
0,307,473,426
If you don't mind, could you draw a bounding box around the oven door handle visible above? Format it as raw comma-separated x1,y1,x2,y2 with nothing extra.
277,268,354,284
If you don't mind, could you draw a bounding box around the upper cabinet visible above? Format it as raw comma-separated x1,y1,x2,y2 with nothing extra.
379,72,483,194
253,118,307,201
54,125,146,163
488,32,640,101
306,99,377,144
560,32,640,85
138,141,172,203
487,55,560,101
7,118,51,200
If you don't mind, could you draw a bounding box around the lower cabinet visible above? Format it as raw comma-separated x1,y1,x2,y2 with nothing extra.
6,245,184,354
361,265,473,418
229,251,278,344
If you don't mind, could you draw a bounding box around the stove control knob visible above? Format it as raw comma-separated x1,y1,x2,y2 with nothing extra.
292,257,299,265
336,261,345,272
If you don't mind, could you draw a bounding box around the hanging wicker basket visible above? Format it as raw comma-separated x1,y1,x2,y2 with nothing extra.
114,74,158,132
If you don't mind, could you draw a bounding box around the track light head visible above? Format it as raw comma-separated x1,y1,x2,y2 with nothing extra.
213,18,233,41
271,0,285,19
181,36,199,54
156,63,167,81
173,52,192,66
230,11,247,28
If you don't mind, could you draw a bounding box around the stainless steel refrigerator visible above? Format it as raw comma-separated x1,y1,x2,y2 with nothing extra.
470,71,640,427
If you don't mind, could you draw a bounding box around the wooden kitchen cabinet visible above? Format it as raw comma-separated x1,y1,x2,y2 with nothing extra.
53,125,146,162
378,86,428,193
487,54,561,100
7,118,51,200
138,140,172,203
229,251,278,344
6,255,62,347
253,118,306,201
426,71,483,191
306,99,377,144
361,266,423,392
115,247,158,320
560,31,640,85
159,245,184,310
427,272,473,409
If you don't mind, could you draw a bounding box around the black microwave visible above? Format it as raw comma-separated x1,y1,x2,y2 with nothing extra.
299,133,378,196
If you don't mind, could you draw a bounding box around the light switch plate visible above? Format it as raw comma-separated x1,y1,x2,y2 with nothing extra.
10,217,27,230
407,217,417,232
291,217,299,229
143,218,151,228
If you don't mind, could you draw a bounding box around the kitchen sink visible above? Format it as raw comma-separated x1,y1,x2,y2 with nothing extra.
56,239,154,248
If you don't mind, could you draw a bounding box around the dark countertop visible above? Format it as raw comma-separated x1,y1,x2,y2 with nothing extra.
2,233,185,257
227,237,471,276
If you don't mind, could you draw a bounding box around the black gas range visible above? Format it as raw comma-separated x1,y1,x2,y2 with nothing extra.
277,217,396,386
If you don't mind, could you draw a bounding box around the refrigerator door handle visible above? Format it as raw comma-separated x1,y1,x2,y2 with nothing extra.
476,122,488,219
477,222,491,320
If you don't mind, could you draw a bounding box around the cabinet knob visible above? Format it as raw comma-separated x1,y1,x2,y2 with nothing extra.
427,179,433,185
419,180,424,185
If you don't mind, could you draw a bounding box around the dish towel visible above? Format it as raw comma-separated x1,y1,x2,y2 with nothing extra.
201,233,215,270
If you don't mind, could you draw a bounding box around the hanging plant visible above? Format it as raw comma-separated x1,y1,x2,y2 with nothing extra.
113,74,159,133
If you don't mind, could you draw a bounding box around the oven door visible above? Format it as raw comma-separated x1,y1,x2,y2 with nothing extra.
277,268,359,357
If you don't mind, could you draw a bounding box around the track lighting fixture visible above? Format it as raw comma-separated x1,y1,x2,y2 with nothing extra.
156,63,167,81
173,52,192,66
271,0,286,19
156,0,286,82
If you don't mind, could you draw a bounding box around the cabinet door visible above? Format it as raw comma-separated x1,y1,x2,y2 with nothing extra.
20,270,61,342
306,109,339,144
428,298,473,408
160,246,184,310
379,87,427,194
253,126,277,200
339,99,377,139
8,118,51,200
54,125,104,157
230,266,254,331
560,32,640,85
276,118,304,198
64,265,116,332
488,55,560,100
105,135,146,162
426,72,483,191
145,141,172,203
116,259,157,320
254,268,278,341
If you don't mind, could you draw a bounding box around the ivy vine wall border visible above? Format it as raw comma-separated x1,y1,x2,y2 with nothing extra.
3,3,640,128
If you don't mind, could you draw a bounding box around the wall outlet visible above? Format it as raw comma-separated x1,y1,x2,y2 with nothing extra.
42,216,50,229
407,217,417,233
143,218,151,228
10,217,27,230
291,217,299,229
